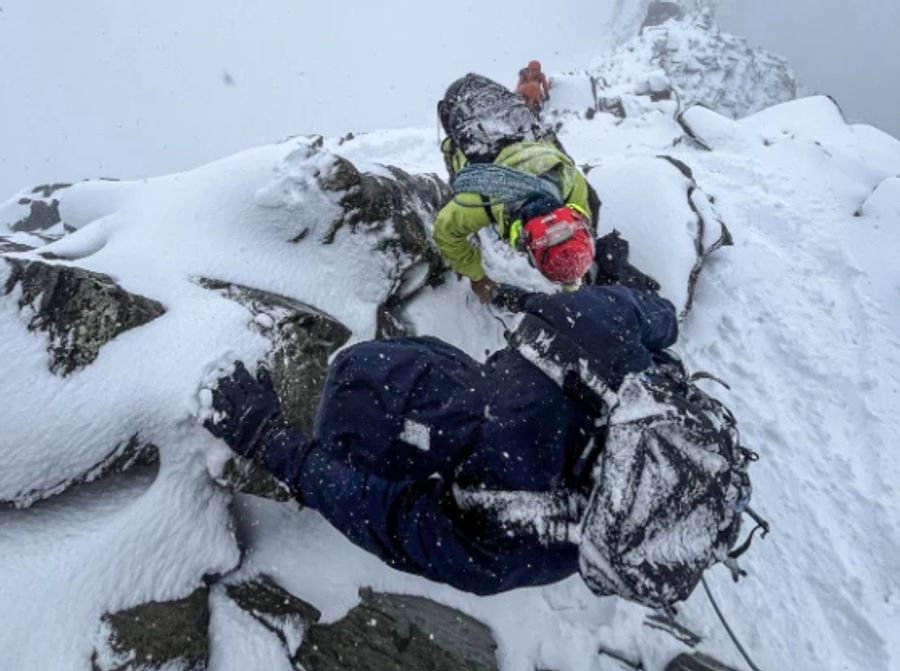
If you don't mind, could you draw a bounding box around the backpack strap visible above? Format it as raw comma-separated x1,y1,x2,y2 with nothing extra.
507,313,618,416
481,195,497,225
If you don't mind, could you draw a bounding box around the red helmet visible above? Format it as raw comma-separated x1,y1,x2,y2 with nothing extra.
528,60,541,71
521,207,594,284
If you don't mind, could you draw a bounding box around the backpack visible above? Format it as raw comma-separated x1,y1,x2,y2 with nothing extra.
578,354,761,609
438,73,541,163
509,308,764,610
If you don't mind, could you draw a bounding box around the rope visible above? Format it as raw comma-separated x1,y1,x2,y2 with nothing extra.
701,576,763,671
452,164,562,210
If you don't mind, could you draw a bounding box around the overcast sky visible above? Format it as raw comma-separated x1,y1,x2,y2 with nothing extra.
0,1,897,197
718,0,900,135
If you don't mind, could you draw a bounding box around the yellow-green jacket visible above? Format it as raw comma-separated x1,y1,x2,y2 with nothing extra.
434,139,592,281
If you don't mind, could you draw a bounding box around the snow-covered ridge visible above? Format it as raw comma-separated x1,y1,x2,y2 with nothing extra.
2,87,900,671
546,12,797,122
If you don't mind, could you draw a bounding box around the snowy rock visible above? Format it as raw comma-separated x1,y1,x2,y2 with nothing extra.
0,235,35,253
553,14,798,122
677,104,764,151
198,278,351,435
297,588,498,671
221,576,319,664
664,652,740,671
3,258,166,376
93,586,210,671
317,156,451,337
1,182,71,234
856,176,900,219
641,2,683,30
587,155,730,318
218,454,291,502
2,434,159,509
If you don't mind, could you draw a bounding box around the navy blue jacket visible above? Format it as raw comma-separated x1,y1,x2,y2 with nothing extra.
260,286,677,595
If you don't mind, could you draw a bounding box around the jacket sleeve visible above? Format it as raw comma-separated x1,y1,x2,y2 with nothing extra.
624,287,678,352
433,196,493,281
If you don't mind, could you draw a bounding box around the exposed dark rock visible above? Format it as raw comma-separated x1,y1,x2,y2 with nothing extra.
3,258,166,376
198,278,351,437
298,588,499,671
656,156,732,320
93,586,209,671
317,156,451,338
224,576,320,660
31,182,72,198
4,435,159,509
664,652,740,671
598,96,626,120
657,154,695,181
0,236,33,253
10,198,63,232
643,613,702,647
641,2,683,30
598,645,643,670
676,108,714,152
219,453,291,502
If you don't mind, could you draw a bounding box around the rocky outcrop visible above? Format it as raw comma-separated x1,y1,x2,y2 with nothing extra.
95,578,500,671
588,13,797,119
217,453,291,502
93,586,210,671
641,1,683,29
3,258,166,376
7,183,71,233
318,156,451,338
665,652,740,671
198,279,353,501
0,236,34,253
655,154,733,318
223,576,319,663
199,278,351,437
297,588,498,671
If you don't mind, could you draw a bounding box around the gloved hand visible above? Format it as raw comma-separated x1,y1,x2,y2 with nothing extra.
470,276,499,304
203,361,284,460
492,283,535,313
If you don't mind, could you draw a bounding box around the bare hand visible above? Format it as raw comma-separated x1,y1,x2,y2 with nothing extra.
470,276,499,304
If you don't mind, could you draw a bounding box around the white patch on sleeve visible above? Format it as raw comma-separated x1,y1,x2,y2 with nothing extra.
399,418,431,452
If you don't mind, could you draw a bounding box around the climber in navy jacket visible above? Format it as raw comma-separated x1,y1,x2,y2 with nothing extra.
203,284,678,596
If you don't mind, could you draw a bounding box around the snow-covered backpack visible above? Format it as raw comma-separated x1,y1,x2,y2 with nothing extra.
578,355,761,609
437,73,541,163
510,311,763,609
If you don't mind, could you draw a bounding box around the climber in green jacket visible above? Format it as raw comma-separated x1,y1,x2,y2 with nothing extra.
435,74,597,303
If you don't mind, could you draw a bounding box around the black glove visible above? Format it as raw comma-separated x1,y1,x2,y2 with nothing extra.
593,230,661,293
204,361,284,459
492,283,535,313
